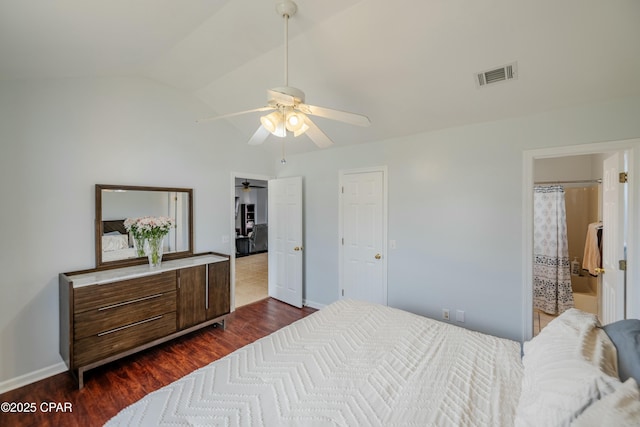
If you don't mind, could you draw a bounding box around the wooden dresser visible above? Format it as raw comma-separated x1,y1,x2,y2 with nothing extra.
59,253,230,388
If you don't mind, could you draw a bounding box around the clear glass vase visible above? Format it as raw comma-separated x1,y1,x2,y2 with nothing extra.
144,236,164,267
133,235,146,258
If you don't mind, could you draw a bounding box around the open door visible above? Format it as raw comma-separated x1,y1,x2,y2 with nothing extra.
601,152,627,324
268,176,303,308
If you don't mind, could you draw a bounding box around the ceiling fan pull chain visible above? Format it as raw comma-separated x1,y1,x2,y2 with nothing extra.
281,139,287,165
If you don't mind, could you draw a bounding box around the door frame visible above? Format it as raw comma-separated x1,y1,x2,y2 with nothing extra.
522,138,640,341
338,166,389,304
229,171,273,311
602,152,627,324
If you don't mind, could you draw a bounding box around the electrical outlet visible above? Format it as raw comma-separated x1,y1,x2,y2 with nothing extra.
442,308,450,321
456,310,465,323
222,235,230,243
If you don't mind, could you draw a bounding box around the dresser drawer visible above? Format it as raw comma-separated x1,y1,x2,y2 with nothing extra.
74,312,177,367
74,291,176,340
74,271,176,314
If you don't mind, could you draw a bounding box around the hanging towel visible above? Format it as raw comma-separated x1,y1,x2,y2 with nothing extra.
583,221,603,276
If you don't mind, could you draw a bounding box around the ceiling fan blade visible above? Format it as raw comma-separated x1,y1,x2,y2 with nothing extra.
248,125,271,146
303,117,334,148
197,106,274,123
298,103,371,127
236,180,267,189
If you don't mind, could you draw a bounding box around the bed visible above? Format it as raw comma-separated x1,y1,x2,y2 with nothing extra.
101,219,139,262
105,300,640,426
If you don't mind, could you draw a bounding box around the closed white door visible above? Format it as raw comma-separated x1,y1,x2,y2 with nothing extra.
340,169,387,305
601,152,627,324
268,176,303,308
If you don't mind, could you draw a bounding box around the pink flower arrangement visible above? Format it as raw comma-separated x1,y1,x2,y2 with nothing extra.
125,216,175,240
125,216,175,259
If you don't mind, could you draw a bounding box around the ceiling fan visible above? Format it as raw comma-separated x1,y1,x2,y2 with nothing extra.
236,180,265,192
198,0,371,149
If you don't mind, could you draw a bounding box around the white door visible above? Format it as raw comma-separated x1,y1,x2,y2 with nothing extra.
601,152,627,324
340,169,387,304
268,176,303,308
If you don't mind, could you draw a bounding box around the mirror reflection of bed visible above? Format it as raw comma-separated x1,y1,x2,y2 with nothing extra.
101,219,139,262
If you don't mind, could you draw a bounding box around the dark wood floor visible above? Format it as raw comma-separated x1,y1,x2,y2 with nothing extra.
0,298,316,427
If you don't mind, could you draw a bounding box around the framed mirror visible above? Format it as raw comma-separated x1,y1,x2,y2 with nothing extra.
95,184,193,269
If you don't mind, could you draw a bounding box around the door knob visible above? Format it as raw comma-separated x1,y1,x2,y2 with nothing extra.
294,246,303,251
594,267,605,274
374,253,381,260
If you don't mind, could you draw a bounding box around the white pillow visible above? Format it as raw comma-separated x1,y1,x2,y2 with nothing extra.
571,378,640,427
515,309,621,427
102,234,129,252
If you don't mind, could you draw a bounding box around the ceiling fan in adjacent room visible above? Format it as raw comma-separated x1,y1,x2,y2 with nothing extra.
198,0,371,149
236,180,265,192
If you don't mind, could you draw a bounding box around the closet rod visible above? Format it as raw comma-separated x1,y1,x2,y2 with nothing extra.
534,179,602,185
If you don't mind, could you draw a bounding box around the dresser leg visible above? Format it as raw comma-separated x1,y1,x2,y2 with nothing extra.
213,319,226,330
77,368,85,390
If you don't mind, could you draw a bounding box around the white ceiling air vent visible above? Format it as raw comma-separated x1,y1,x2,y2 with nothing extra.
476,62,518,88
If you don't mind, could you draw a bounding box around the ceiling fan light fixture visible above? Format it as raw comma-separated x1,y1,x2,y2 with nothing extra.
260,111,286,137
293,121,310,137
285,111,306,133
259,111,278,132
240,180,251,192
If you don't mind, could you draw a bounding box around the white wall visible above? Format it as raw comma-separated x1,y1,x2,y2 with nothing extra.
234,182,268,227
535,155,601,182
0,77,276,388
256,188,268,224
278,96,640,342
102,190,169,220
2,75,639,390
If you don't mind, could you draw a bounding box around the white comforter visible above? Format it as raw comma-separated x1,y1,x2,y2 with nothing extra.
106,300,523,426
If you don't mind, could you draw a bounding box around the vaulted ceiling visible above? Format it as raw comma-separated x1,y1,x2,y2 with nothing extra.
2,0,639,155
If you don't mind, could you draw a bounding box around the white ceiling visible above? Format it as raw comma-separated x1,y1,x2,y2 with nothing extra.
2,0,639,155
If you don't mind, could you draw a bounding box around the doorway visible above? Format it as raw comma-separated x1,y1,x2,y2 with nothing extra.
522,139,639,341
231,173,270,309
532,155,603,335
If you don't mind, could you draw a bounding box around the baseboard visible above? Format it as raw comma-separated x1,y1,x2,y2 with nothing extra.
303,299,326,310
0,362,67,394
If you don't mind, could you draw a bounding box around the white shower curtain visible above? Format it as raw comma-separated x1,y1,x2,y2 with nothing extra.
533,185,574,315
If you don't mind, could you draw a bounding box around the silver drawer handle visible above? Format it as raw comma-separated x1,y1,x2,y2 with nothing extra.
98,293,164,311
205,266,209,311
97,315,163,337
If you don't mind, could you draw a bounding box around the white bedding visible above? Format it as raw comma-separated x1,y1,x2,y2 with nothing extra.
101,247,139,262
102,234,130,252
106,299,523,426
